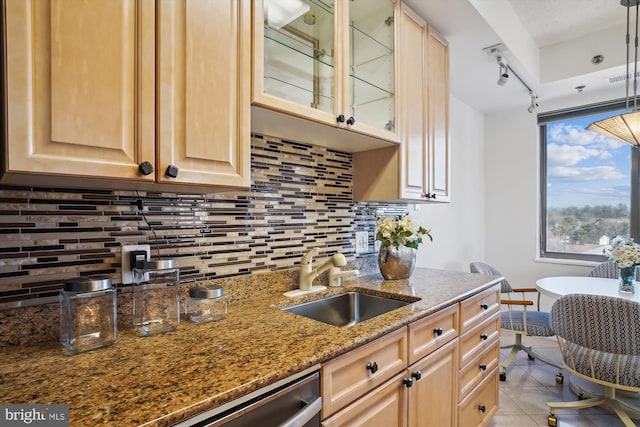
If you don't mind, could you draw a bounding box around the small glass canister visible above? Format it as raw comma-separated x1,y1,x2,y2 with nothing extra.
132,259,180,336
60,276,117,354
186,285,227,323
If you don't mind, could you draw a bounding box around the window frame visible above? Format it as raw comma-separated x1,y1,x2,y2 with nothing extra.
539,99,640,262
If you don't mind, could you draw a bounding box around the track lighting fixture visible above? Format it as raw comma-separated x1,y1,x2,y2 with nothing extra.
483,44,540,113
528,92,539,113
496,54,509,86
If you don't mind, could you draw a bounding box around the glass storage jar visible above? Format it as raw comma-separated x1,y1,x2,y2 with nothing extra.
60,276,117,354
133,259,180,336
186,285,227,323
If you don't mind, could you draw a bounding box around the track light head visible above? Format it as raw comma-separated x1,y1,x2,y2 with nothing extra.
497,65,509,86
496,54,509,86
528,93,539,113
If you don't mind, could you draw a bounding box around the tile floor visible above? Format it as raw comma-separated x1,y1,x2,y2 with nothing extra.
487,332,640,427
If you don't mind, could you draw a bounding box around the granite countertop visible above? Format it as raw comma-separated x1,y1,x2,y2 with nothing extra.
0,268,500,427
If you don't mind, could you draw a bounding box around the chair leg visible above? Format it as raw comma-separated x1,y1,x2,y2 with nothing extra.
500,333,564,383
521,343,564,383
548,386,640,427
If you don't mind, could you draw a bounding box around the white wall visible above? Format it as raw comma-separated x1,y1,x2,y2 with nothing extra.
414,96,486,273
482,97,614,309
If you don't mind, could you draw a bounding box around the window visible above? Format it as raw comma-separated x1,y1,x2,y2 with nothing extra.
540,101,640,261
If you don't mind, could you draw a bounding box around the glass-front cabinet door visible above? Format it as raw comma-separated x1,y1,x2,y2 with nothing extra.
253,0,399,143
345,0,396,137
254,0,337,122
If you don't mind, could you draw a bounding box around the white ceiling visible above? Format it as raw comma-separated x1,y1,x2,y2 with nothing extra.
402,0,634,113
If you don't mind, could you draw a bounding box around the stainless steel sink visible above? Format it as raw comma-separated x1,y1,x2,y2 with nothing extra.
282,292,414,327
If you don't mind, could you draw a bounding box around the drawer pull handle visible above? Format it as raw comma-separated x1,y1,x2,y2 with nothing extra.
480,333,489,341
403,378,413,388
434,327,443,336
411,371,422,381
479,363,487,371
366,362,378,374
478,404,486,413
480,303,489,310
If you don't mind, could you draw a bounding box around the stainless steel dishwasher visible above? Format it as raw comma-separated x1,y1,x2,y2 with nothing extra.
175,365,321,427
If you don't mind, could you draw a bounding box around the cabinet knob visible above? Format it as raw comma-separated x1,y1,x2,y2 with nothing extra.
433,327,443,336
480,303,489,310
366,362,378,374
478,405,486,413
479,363,487,371
336,114,346,123
402,378,413,388
165,165,179,178
346,116,355,125
138,161,154,176
480,333,489,341
411,371,422,381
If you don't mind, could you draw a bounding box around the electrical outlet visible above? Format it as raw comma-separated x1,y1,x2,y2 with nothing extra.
121,244,150,284
355,231,369,254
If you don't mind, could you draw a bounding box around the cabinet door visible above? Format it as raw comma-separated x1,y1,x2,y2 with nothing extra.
343,0,399,141
4,0,155,181
426,26,450,202
322,373,406,427
398,4,427,200
253,0,339,125
157,0,250,187
407,339,458,427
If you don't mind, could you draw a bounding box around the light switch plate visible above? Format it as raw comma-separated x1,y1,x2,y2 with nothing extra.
121,244,150,284
355,231,369,254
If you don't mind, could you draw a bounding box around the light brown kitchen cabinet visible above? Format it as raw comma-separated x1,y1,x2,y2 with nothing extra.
321,327,408,418
457,286,501,427
2,0,250,190
322,372,407,427
352,3,450,202
407,339,459,427
321,301,463,427
252,0,400,152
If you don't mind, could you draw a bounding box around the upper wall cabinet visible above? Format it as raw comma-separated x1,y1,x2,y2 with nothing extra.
2,0,250,191
251,0,400,152
353,3,450,203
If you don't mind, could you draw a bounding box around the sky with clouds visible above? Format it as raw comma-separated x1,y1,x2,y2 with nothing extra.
546,111,631,209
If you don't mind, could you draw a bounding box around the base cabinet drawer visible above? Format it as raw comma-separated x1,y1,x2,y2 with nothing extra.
321,327,407,417
459,286,500,334
408,304,458,364
458,367,499,427
459,311,500,367
459,337,499,400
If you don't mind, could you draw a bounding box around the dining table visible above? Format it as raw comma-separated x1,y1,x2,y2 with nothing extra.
535,275,640,412
535,275,640,302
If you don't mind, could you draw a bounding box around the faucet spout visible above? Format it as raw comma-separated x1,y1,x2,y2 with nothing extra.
315,253,346,275
329,267,359,287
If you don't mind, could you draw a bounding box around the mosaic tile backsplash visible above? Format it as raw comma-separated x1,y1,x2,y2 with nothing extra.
0,134,406,312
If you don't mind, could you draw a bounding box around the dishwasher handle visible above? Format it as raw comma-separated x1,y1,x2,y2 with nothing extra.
278,396,322,427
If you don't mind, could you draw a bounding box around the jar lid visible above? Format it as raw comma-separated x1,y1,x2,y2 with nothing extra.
135,259,176,270
189,285,224,299
64,276,112,292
